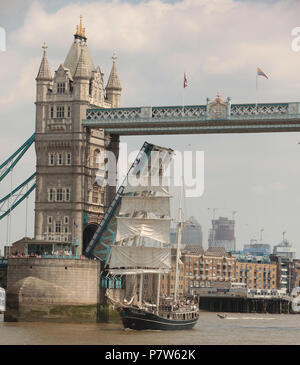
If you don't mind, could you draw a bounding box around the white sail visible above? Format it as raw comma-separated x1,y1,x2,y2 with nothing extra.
108,246,171,270
116,217,171,243
119,196,170,217
105,143,174,309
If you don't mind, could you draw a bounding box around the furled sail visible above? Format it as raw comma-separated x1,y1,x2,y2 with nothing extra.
108,246,171,270
116,217,171,243
119,196,170,217
123,176,170,195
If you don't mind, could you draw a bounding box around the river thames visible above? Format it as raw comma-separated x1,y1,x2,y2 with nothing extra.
1,311,300,345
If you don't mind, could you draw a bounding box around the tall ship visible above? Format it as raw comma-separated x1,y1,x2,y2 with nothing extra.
103,143,199,330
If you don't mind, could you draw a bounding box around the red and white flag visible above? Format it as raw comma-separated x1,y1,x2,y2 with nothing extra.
184,73,187,88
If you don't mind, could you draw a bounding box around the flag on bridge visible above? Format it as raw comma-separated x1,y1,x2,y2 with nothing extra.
255,67,268,110
184,73,187,88
257,67,268,79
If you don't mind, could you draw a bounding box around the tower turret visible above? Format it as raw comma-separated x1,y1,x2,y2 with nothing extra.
36,42,52,102
105,52,122,108
73,45,90,102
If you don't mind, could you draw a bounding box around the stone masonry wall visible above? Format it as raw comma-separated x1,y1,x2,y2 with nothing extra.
5,258,101,322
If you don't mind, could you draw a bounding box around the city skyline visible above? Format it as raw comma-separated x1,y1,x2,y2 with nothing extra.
1,0,300,257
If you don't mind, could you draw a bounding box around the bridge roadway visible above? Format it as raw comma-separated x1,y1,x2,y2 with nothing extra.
83,101,300,135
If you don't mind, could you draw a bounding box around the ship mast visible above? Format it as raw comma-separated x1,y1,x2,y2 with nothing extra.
138,235,145,308
174,184,183,303
156,271,161,314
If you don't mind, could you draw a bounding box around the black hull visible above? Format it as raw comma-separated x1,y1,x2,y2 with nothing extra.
119,307,199,331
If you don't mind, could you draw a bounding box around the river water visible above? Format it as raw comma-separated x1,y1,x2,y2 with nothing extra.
1,311,300,345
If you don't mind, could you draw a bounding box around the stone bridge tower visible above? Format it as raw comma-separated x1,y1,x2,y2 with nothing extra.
34,18,121,255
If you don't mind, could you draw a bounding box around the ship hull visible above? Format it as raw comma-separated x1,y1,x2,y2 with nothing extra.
119,307,199,331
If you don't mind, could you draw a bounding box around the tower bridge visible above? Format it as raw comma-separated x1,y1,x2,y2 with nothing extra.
2,18,300,262
83,100,300,135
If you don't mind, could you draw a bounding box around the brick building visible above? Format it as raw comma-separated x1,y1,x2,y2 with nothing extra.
140,247,235,300
235,261,277,290
183,247,236,295
294,261,300,288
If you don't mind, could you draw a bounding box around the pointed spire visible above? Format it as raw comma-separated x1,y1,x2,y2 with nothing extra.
74,15,87,41
106,51,122,91
65,16,94,77
36,42,52,81
74,45,89,79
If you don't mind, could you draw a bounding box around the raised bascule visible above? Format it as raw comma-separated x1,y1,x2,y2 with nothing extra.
0,18,299,322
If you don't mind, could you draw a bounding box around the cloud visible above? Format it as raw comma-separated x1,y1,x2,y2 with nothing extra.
2,0,299,110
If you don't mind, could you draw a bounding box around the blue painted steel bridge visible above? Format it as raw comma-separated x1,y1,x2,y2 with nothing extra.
83,100,300,135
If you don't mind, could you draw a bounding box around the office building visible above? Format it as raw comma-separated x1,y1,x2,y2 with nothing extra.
208,216,236,252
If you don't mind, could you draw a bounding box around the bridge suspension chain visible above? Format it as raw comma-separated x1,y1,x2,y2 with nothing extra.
0,134,36,246
0,172,36,221
0,133,35,183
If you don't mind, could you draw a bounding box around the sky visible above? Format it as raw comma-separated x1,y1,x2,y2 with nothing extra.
1,0,300,256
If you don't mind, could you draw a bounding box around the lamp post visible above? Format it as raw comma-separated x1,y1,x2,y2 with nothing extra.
72,237,79,259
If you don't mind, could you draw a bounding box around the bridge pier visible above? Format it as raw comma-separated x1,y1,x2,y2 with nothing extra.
279,301,282,314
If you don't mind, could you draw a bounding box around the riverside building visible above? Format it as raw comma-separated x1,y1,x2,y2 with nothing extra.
182,247,236,295
270,254,296,294
294,261,300,288
235,260,277,290
142,247,236,298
